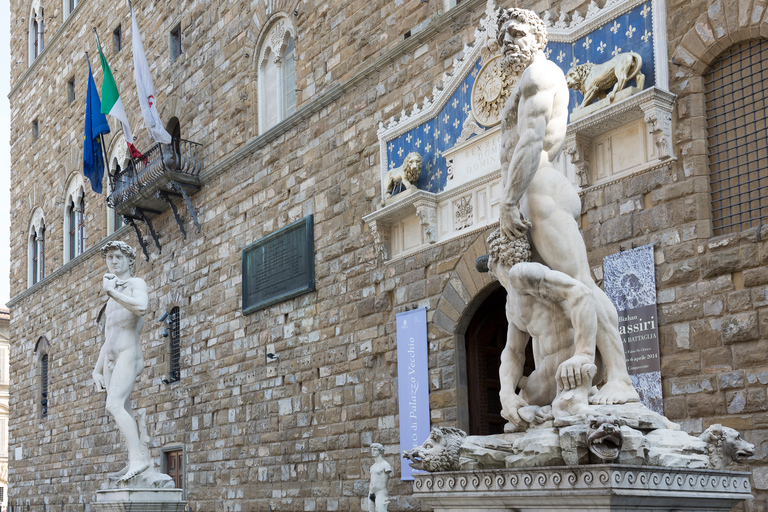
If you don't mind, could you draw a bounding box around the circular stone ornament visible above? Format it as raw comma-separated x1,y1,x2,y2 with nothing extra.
471,55,517,127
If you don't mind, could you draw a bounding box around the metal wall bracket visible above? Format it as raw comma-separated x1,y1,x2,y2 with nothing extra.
169,181,201,233
134,208,162,253
156,190,187,240
126,218,151,261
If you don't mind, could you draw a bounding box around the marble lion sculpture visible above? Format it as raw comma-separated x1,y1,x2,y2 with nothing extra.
383,151,422,200
699,424,755,469
565,51,645,108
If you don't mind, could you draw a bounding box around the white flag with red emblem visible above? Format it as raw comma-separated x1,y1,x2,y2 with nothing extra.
129,0,172,144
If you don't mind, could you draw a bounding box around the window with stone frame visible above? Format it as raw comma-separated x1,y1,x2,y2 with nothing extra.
63,0,78,19
27,209,45,287
168,306,181,382
28,2,44,65
34,336,50,420
63,176,85,262
706,39,768,236
257,17,297,134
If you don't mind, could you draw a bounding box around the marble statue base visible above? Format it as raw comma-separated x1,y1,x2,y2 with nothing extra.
412,465,752,511
92,489,186,512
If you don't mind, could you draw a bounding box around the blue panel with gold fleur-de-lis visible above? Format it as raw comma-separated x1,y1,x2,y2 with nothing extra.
545,1,655,118
386,59,483,195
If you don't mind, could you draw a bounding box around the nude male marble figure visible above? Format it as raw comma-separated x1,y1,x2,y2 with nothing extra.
496,8,638,406
93,241,150,481
368,443,392,512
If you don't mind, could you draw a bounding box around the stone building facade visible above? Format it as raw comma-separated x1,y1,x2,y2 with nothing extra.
0,308,8,511
6,0,768,510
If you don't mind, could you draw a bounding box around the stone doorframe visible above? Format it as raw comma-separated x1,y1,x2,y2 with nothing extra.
432,226,502,433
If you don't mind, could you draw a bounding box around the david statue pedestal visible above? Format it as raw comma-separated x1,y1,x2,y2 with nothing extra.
403,6,754,512
92,241,186,512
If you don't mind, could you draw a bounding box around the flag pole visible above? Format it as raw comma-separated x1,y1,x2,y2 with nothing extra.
92,28,116,191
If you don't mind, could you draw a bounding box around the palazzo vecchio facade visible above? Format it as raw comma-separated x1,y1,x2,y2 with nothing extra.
7,0,768,509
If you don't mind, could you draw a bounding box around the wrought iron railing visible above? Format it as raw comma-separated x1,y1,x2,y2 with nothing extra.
107,138,202,208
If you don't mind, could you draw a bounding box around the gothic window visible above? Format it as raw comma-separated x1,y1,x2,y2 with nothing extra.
28,2,44,65
63,0,78,19
257,17,297,134
27,209,45,287
34,336,50,420
706,39,768,235
63,175,85,262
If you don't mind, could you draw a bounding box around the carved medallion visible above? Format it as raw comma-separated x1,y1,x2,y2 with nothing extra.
471,55,516,127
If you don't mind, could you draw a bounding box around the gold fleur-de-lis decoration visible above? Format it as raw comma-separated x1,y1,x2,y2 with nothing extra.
583,37,592,50
611,46,622,57
626,25,636,39
641,4,651,18
545,47,553,58
570,57,580,68
610,20,621,34
598,41,606,53
641,29,652,43
557,50,566,63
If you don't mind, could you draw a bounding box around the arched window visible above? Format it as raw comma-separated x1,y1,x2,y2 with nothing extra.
28,2,44,65
34,336,50,420
257,17,297,134
706,39,768,235
63,0,78,19
63,174,85,262
27,209,45,287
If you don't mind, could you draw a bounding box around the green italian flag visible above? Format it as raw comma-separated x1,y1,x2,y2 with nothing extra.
96,37,142,158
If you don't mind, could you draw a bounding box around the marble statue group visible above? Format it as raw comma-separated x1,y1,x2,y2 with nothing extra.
489,6,639,431
404,6,755,473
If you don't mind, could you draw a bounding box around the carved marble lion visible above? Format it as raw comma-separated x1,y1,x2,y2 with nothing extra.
383,151,422,201
565,52,645,109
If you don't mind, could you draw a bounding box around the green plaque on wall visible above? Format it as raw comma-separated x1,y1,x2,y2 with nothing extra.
242,215,315,314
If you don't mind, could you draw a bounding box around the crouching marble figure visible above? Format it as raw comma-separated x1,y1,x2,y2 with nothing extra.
93,241,174,490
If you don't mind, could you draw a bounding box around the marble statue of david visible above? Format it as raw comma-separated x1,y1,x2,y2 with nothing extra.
93,241,150,482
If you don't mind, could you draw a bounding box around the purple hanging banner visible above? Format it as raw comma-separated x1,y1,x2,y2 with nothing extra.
603,244,663,415
396,307,430,481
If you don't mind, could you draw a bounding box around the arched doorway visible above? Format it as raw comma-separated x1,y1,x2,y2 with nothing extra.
464,286,533,435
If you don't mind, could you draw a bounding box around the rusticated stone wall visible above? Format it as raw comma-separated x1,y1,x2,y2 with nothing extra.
8,0,768,510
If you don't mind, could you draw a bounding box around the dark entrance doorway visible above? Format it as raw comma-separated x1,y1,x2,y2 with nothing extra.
465,286,532,435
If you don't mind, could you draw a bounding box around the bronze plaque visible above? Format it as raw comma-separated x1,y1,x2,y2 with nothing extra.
242,215,315,314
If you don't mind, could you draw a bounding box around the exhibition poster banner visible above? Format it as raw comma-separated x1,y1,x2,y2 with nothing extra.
603,244,663,414
396,307,430,480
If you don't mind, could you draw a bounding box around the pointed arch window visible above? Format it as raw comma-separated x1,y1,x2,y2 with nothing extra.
28,3,44,65
257,18,297,134
64,177,85,262
27,210,45,287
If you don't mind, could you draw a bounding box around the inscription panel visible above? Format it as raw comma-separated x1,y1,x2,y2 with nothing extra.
242,216,315,314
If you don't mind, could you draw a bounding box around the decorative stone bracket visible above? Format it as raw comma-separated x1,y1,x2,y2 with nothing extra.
363,191,438,260
564,87,677,188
